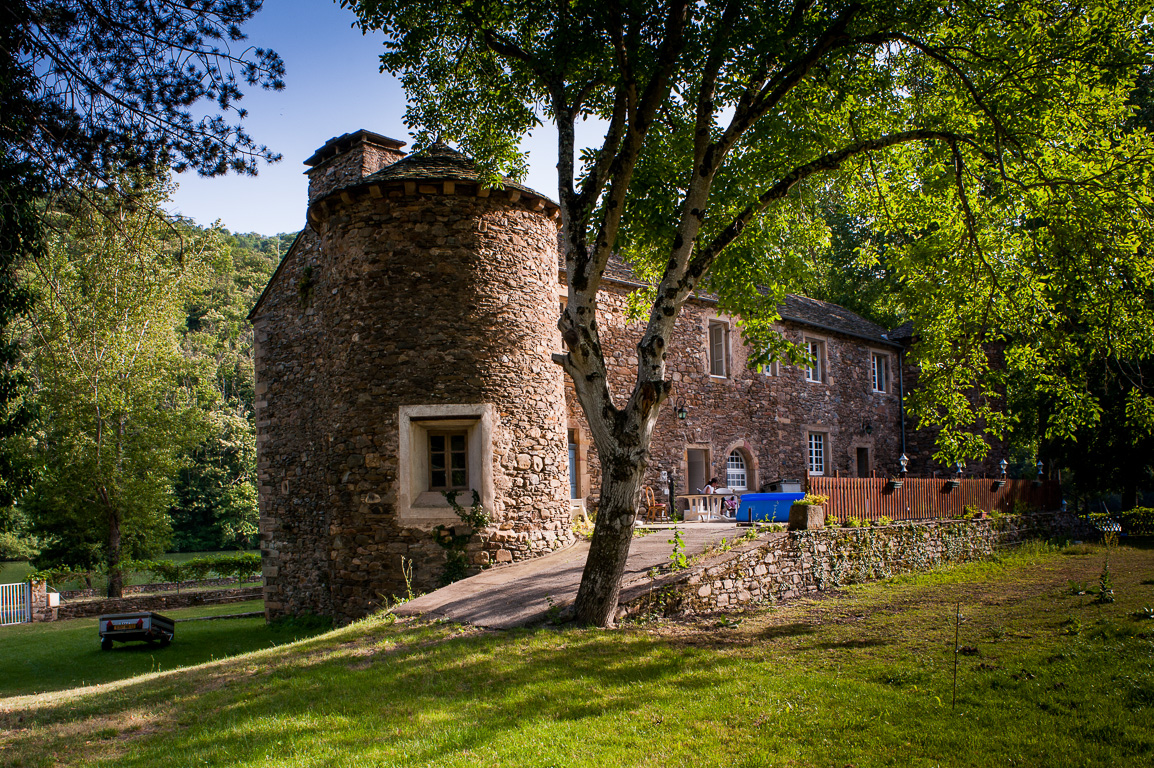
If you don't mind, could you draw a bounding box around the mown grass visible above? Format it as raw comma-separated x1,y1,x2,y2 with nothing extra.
0,561,34,583
1,542,1152,768
0,600,328,698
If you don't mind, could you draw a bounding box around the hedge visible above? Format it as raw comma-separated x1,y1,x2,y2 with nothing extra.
31,552,262,587
1088,508,1154,537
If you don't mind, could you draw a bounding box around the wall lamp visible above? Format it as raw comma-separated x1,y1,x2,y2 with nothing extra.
993,458,1009,489
675,403,689,420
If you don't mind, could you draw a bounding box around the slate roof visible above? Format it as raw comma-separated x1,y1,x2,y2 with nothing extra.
563,252,901,347
888,320,915,342
344,141,555,204
777,294,900,348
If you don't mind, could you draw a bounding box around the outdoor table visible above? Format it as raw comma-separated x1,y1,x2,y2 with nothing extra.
677,493,734,522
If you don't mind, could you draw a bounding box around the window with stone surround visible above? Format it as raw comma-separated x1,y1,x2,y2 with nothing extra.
708,321,729,377
758,357,780,376
398,404,494,525
807,432,827,475
804,339,825,383
428,431,468,490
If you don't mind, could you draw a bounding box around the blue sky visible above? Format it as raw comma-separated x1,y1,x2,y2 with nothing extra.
165,0,574,235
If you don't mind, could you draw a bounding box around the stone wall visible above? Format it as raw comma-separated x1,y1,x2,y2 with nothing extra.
255,182,575,624
56,587,263,620
29,580,55,622
253,228,335,619
306,135,405,202
618,512,1087,620
565,280,904,511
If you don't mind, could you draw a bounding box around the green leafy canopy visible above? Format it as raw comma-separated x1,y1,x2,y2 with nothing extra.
349,0,1154,465
348,0,1154,623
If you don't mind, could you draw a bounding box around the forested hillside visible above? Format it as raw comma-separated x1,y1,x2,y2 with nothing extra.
0,188,294,569
169,229,295,552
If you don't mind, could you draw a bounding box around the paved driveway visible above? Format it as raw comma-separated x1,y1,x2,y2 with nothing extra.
394,523,741,628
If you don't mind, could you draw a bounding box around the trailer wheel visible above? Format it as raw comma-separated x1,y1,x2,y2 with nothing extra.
160,636,171,647
101,637,113,651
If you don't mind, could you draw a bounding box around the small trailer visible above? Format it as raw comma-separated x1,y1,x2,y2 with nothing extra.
98,612,175,650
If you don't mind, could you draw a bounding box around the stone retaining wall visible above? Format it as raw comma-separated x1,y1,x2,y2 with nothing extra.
619,512,1089,620
56,587,263,620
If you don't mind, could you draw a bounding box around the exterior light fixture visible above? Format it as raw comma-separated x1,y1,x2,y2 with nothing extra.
994,458,1008,489
889,453,909,492
675,403,688,420
943,459,962,491
860,420,873,436
1036,459,1044,477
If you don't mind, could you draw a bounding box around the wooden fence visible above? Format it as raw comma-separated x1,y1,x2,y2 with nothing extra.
806,476,1062,523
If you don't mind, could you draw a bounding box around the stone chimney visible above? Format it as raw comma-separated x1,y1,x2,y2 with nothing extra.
303,130,407,203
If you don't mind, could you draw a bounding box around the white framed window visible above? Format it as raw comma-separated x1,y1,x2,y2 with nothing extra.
805,339,825,383
871,352,889,393
708,321,728,377
807,432,826,475
726,451,748,491
758,357,779,376
428,431,469,490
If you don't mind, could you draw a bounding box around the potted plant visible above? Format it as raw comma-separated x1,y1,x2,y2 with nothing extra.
789,493,828,531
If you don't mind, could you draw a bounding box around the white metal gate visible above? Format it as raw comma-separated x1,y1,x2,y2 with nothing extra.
0,581,30,625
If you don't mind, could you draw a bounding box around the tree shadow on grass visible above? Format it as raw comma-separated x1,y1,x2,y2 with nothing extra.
802,637,890,651
754,622,819,641
4,618,768,768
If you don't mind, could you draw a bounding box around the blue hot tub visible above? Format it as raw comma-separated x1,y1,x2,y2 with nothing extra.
736,492,805,523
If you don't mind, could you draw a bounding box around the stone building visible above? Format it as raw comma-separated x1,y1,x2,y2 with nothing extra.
251,129,1004,623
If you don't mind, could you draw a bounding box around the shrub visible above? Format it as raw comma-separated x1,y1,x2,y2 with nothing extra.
182,553,262,581
130,558,185,583
1088,508,1154,537
0,531,39,561
796,493,828,506
1119,508,1154,536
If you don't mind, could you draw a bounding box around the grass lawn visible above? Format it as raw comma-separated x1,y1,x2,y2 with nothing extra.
0,600,328,698
1,541,1152,767
0,561,34,583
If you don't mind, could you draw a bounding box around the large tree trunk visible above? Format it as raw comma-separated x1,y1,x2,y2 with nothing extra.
107,506,123,598
572,453,649,626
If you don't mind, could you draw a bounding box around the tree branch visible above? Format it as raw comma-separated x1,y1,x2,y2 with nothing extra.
687,130,990,290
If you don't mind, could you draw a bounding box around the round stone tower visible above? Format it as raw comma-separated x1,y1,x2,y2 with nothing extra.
295,140,573,621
